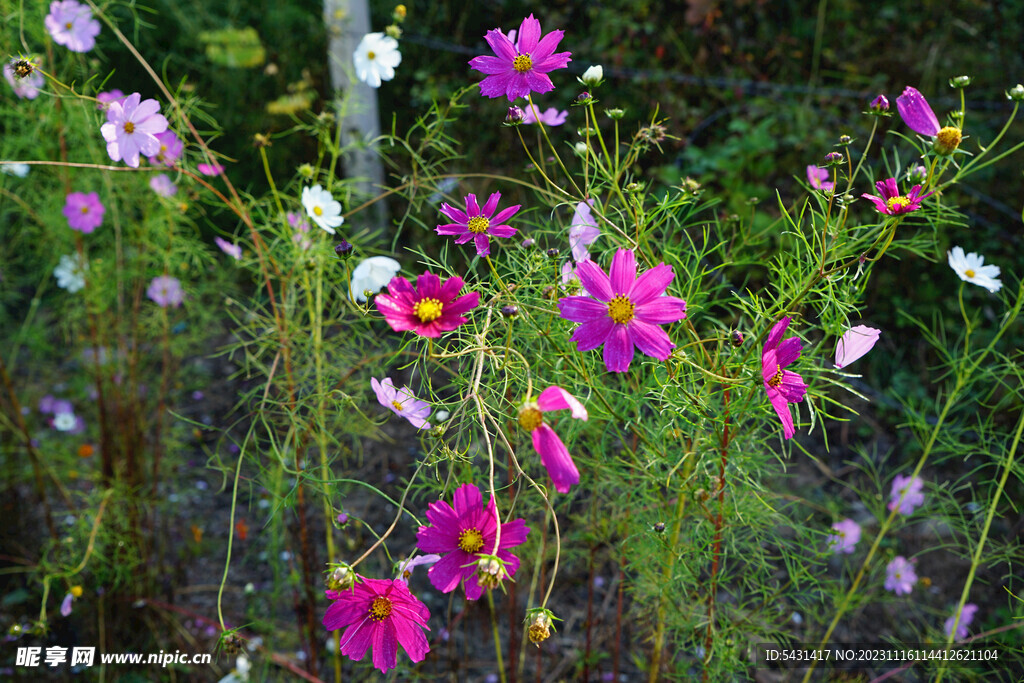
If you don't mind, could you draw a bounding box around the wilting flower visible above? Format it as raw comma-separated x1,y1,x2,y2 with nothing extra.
146,130,183,167
149,174,177,197
558,249,688,373
522,106,568,126
827,518,861,554
99,93,169,168
897,87,962,154
436,192,521,257
350,256,401,301
301,184,344,235
4,59,44,99
415,483,530,599
371,377,432,429
517,386,589,493
568,199,599,262
396,555,440,584
947,246,1002,293
888,474,925,515
761,317,808,440
468,14,572,101
884,556,917,595
806,165,835,192
375,272,480,338
353,32,402,88
323,577,430,673
54,254,87,292
944,603,978,640
147,275,184,308
861,178,929,216
834,325,881,369
45,1,101,53
63,192,105,233
215,237,242,260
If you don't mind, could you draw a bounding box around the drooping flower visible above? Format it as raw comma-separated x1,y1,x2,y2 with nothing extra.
63,192,105,233
301,184,344,235
888,474,925,515
146,275,184,308
415,483,530,599
396,554,441,584
522,106,568,126
834,325,881,369
54,254,87,292
371,377,432,429
350,256,400,301
146,130,183,167
558,249,688,373
353,32,402,88
568,200,599,262
436,192,521,257
323,577,430,673
149,174,177,197
517,386,588,493
99,93,169,168
761,317,808,440
884,556,917,595
947,246,1002,293
468,14,572,101
806,165,835,192
375,272,480,338
944,603,978,640
861,178,929,216
897,87,962,154
215,237,242,260
4,59,44,99
827,518,861,555
45,1,101,53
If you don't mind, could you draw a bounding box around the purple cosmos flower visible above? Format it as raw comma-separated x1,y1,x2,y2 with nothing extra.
323,577,430,673
60,592,74,617
834,325,881,369
517,386,589,493
415,483,530,599
214,237,242,260
861,178,929,216
944,603,978,640
147,130,183,167
888,474,925,515
146,275,184,308
806,165,835,192
39,395,57,413
4,59,44,99
827,518,861,554
376,273,480,338
468,14,572,101
370,377,432,429
436,192,521,258
149,174,177,197
896,87,941,136
558,249,688,373
522,106,568,126
45,1,101,53
884,556,917,595
762,317,808,440
568,199,599,262
99,93,169,168
63,192,105,233
96,89,126,110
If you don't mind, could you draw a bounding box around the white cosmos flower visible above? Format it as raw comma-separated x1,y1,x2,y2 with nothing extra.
54,254,87,292
947,246,1002,293
300,184,343,234
1,162,30,177
53,412,77,431
350,256,401,301
353,32,401,88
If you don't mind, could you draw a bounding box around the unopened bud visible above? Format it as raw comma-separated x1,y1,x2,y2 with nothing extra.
837,134,852,146
869,94,889,113
653,522,666,533
500,304,519,318
334,240,353,258
574,142,588,157
823,151,844,167
730,330,744,347
393,4,407,21
384,24,402,39
505,106,525,126
573,91,593,106
605,107,625,120
906,165,927,185
520,238,536,248
1007,84,1024,101
326,565,354,591
625,182,643,193
476,556,504,590
546,247,560,258
580,65,604,88
949,75,972,88
298,163,314,179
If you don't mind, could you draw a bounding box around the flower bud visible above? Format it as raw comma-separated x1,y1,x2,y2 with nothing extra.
298,163,314,179
326,565,354,591
384,25,402,39
837,134,852,146
545,247,560,258
393,4,407,22
653,522,666,533
525,609,555,646
580,65,604,88
730,330,744,347
12,59,35,79
906,164,928,185
1006,84,1024,101
476,556,505,590
605,107,625,120
505,106,525,126
933,126,962,155
520,238,536,248
573,142,588,157
573,91,593,106
501,304,519,318
253,133,272,148
822,151,844,167
949,75,972,88
869,94,889,113
334,240,353,258
680,177,702,195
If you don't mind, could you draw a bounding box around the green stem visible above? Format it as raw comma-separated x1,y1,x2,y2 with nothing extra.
488,590,507,683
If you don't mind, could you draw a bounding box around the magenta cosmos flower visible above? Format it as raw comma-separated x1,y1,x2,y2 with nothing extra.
806,165,835,192
468,14,572,101
436,192,521,257
146,275,183,308
100,93,169,168
834,325,881,369
888,474,925,515
415,483,529,599
762,317,808,440
558,249,688,373
371,377,431,430
861,178,929,216
518,386,589,493
523,106,568,126
323,577,430,673
45,0,101,53
375,272,480,338
827,518,861,555
884,556,917,595
63,191,105,233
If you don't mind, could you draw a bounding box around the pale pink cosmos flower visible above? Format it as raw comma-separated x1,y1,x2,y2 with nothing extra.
436,192,521,257
395,554,441,584
884,556,917,595
147,130,183,167
96,89,126,110
806,165,835,192
149,174,177,197
45,0,101,53
517,386,589,493
827,518,861,554
761,317,808,440
468,14,572,101
146,275,184,308
4,59,44,99
944,603,978,640
375,272,480,338
522,106,568,126
214,237,242,260
834,325,881,369
568,199,600,262
100,93,169,168
370,377,432,429
63,192,105,233
888,474,925,515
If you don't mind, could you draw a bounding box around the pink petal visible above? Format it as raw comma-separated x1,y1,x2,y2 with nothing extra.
628,263,674,304
522,70,555,95
490,204,521,225
609,249,637,294
392,612,430,663
603,324,634,372
473,233,491,256
634,296,687,324
778,370,807,403
834,325,881,369
896,86,941,136
478,73,516,99
536,386,588,419
627,320,675,360
516,14,541,53
487,225,517,238
774,336,803,369
557,296,607,322
481,192,501,217
371,618,398,673
416,272,442,298
530,29,565,62
338,618,374,660
468,55,512,75
768,391,796,439
482,28,517,62
436,223,469,236
532,424,579,493
464,193,481,217
763,317,790,351
570,316,615,352
439,202,468,224
574,259,614,301
441,291,480,316
498,517,530,548
453,483,482,517
533,51,573,73
324,596,367,631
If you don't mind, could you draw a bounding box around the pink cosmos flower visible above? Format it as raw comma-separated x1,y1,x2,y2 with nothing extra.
370,377,432,430
944,603,978,640
834,325,881,369
96,89,126,110
523,106,568,126
896,86,941,136
888,474,925,515
468,14,572,101
197,162,224,176
99,93,169,168
323,577,430,674
436,192,521,258
147,130,183,167
4,60,44,99
806,165,835,192
558,249,688,373
45,1,101,53
827,518,861,554
517,386,589,493
146,275,184,308
64,192,105,233
375,272,480,338
884,556,917,595
149,174,177,197
861,178,930,216
762,317,808,440
214,237,242,260
415,483,530,599
568,199,600,262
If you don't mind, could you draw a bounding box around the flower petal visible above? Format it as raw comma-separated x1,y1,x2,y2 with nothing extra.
603,324,634,372
558,296,608,323
574,260,614,301
532,424,579,493
609,249,637,294
627,320,675,361
536,386,588,419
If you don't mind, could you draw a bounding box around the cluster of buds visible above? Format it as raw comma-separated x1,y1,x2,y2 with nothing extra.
325,563,355,591
525,607,558,645
822,151,844,167
385,4,406,39
475,555,508,591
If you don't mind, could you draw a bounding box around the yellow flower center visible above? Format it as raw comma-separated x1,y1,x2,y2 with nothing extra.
70,585,83,598
467,216,490,234
80,206,90,214
886,196,911,212
517,404,543,432
607,295,635,324
964,269,975,278
123,121,135,134
368,596,392,622
513,54,532,73
935,126,962,154
65,22,73,30
391,400,404,411
313,206,323,216
767,364,784,388
458,528,485,553
367,50,376,60
413,298,443,323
